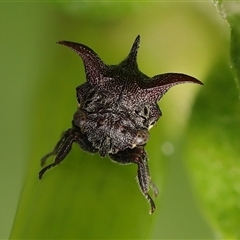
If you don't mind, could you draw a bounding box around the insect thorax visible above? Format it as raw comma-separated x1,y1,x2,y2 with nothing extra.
73,82,161,156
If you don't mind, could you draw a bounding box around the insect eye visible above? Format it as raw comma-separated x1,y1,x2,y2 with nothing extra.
74,110,87,128
133,129,149,146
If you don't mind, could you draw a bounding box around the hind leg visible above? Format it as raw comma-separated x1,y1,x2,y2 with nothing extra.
109,146,158,214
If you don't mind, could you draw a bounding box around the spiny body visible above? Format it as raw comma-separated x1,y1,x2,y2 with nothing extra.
39,35,202,214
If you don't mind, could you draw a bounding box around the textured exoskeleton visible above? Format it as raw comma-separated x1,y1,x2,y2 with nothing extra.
39,36,202,214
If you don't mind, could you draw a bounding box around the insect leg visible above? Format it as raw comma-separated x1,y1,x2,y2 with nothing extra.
134,148,156,214
39,129,80,179
75,132,98,154
41,132,66,167
109,146,156,214
150,180,159,198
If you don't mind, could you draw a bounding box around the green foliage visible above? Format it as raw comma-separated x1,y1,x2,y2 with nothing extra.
2,1,240,239
185,1,240,239
57,1,138,21
185,60,240,239
214,0,240,91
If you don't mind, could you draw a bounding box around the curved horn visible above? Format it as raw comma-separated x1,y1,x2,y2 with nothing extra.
57,40,107,85
141,73,203,102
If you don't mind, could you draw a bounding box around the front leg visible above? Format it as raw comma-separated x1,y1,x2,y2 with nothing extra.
109,146,158,214
39,128,97,179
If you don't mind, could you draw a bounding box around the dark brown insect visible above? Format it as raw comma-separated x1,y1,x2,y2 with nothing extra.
39,35,202,214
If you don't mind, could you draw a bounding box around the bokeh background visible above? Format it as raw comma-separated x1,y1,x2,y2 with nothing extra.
1,2,239,239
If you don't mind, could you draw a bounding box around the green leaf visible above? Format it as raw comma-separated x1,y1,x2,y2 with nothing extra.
185,59,240,239
9,25,165,240
214,0,240,92
184,3,240,238
9,54,167,238
7,3,225,238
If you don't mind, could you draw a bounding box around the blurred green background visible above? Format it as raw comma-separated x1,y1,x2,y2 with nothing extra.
1,1,239,239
